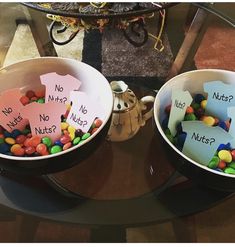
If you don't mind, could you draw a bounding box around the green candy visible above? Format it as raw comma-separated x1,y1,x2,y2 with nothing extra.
73,137,81,145
191,102,200,110
228,162,235,170
22,128,31,135
224,167,235,175
50,145,62,154
166,134,174,143
42,137,52,147
0,138,4,144
208,156,220,169
184,113,197,121
82,133,91,140
37,98,45,104
164,128,171,136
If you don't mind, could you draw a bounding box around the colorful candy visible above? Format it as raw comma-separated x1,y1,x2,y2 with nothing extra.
0,89,103,157
162,92,235,175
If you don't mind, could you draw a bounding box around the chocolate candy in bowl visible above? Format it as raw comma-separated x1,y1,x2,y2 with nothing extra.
0,57,113,175
154,69,235,191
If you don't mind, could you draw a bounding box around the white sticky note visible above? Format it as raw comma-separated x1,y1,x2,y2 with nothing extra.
40,72,82,105
182,121,233,166
66,91,100,132
204,81,235,121
168,90,193,136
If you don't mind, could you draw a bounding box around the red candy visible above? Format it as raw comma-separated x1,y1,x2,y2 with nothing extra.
30,96,38,101
26,90,35,99
60,135,71,144
165,104,171,115
231,150,235,161
94,118,103,128
25,146,36,155
218,161,226,170
20,96,30,105
16,135,27,144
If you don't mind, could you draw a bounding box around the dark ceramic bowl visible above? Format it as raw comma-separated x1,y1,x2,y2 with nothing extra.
154,69,235,192
0,58,113,175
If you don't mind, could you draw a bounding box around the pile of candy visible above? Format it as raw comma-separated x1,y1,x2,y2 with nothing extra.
0,89,102,157
162,93,235,175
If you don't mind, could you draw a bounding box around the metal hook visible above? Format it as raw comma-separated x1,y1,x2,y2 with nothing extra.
49,20,79,46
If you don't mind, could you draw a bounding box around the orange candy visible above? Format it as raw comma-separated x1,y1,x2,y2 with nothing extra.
28,136,41,147
63,142,72,151
186,106,194,114
13,147,25,156
218,161,226,170
94,118,103,128
36,143,47,155
35,89,45,98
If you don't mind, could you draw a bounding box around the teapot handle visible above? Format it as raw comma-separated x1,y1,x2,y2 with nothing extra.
139,95,155,126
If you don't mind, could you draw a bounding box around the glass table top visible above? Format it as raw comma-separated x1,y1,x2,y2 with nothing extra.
0,2,234,242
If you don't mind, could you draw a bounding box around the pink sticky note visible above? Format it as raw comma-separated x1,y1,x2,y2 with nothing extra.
21,102,67,142
0,88,28,132
40,72,82,105
66,91,98,132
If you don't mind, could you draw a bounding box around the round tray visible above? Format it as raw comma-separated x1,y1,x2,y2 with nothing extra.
22,2,177,19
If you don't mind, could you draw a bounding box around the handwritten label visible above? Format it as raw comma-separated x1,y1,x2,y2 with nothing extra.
182,121,232,166
168,90,193,136
40,72,82,105
0,88,28,132
66,91,98,132
21,102,67,141
204,81,235,121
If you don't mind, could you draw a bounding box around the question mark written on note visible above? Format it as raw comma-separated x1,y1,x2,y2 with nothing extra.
66,91,100,133
182,121,233,166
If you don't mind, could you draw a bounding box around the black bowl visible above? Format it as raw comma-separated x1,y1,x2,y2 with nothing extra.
154,69,235,192
0,58,113,175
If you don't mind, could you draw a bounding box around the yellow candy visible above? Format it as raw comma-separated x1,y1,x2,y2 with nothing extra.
201,100,207,109
68,125,76,133
69,132,75,141
5,137,16,145
66,104,71,111
218,150,232,163
61,122,69,130
10,144,22,153
203,116,215,126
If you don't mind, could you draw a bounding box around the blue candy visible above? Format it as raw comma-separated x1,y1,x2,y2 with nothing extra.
54,140,63,147
11,129,21,138
177,132,187,149
3,131,12,138
194,94,205,104
162,117,169,129
217,143,231,151
0,143,10,154
218,121,227,131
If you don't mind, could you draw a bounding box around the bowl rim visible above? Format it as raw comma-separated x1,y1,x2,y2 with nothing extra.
154,68,235,179
0,57,113,161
